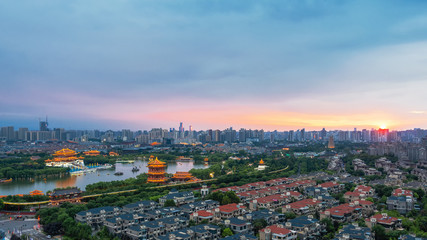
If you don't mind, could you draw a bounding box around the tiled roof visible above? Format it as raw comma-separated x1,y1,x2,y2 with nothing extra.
260,225,293,236
366,214,399,225
219,203,245,213
193,210,214,218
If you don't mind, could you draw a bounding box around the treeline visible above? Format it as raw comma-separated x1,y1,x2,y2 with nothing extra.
0,166,68,179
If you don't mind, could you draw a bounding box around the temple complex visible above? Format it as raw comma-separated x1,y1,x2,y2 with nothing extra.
45,148,84,168
29,190,44,196
49,187,82,206
257,159,267,171
109,151,119,156
171,171,201,183
84,150,100,156
147,157,167,184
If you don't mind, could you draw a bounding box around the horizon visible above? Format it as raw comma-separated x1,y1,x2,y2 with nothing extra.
2,1,427,130
0,120,416,132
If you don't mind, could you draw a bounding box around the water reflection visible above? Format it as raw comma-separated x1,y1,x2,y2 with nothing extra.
0,160,205,196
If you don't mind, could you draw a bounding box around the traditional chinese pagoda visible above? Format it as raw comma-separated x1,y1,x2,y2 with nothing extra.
83,150,100,156
45,148,82,167
171,171,200,183
147,157,167,183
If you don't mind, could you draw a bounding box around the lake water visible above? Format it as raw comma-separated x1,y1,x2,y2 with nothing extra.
0,160,207,196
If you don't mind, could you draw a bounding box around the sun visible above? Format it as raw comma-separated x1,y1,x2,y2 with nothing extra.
380,124,387,129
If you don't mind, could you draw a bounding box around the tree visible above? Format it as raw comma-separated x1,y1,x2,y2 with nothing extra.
284,212,296,220
253,219,268,234
164,199,176,207
43,222,63,236
222,228,233,237
372,225,386,240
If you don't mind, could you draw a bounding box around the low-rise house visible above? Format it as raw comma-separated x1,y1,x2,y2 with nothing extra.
126,225,148,240
254,192,302,210
76,206,122,227
189,224,221,240
157,230,191,240
352,200,374,217
343,185,373,203
180,200,219,216
375,157,395,172
283,198,323,216
339,176,365,185
242,182,267,191
123,200,160,214
320,203,361,223
129,216,189,239
259,225,298,240
225,217,252,234
386,196,414,215
284,215,324,240
399,234,427,240
365,213,401,230
266,178,294,187
334,224,373,240
316,182,344,194
104,213,146,235
145,207,183,221
190,210,214,223
222,233,258,240
305,187,328,198
246,209,285,225
159,189,195,206
392,188,413,197
214,203,246,221
354,185,375,197
318,195,339,209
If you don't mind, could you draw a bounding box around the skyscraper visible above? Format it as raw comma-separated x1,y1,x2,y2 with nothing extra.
39,117,49,131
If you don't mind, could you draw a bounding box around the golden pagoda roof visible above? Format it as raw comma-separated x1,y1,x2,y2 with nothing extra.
53,148,76,157
259,159,265,165
172,171,192,178
84,150,100,155
148,157,166,165
30,190,44,195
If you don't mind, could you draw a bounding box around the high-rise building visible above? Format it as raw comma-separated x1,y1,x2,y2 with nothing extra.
18,128,28,140
328,136,335,149
0,126,15,140
39,117,49,131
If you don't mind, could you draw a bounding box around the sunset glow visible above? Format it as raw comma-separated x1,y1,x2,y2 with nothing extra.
1,1,427,130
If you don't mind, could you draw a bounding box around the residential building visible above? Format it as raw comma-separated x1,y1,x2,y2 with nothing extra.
285,215,324,240
259,225,298,240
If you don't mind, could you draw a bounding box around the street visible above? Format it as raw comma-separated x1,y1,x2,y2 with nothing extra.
0,218,50,240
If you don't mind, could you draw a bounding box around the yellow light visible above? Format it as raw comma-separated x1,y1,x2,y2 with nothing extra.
380,124,387,129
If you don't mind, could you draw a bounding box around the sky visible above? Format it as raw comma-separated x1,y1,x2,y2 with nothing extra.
1,0,427,131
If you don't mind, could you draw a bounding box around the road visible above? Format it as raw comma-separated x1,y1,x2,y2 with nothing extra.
0,218,48,239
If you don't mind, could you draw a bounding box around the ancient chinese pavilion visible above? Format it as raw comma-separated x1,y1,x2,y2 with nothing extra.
83,150,100,156
171,171,200,183
45,148,83,167
147,157,167,183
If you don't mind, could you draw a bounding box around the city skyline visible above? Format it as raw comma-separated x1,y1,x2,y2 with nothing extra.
2,1,427,130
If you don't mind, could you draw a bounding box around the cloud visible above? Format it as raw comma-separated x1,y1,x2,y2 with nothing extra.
1,1,427,130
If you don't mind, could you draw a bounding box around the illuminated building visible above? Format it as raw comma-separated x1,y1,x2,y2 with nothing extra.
171,171,200,183
45,148,84,168
147,157,167,183
29,190,44,196
49,187,82,206
84,150,100,156
109,151,119,156
257,159,266,171
328,136,335,149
